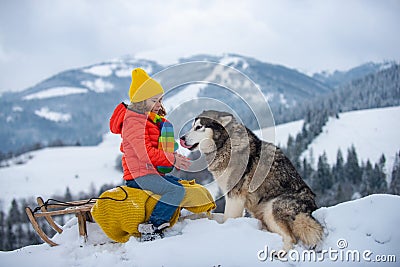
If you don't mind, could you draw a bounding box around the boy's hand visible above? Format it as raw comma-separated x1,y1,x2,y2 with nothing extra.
174,153,192,170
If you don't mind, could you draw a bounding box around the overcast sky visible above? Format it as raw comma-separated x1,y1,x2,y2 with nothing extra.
0,0,399,93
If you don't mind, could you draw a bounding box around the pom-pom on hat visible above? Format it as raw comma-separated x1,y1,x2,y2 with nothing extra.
128,68,164,103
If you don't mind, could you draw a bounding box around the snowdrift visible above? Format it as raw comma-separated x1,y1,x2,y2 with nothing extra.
1,194,399,266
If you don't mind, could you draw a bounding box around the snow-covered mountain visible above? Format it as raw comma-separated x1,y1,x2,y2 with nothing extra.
1,53,396,158
312,61,397,88
0,53,334,155
0,56,162,155
0,194,399,267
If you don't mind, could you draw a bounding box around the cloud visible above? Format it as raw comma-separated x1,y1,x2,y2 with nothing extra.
0,0,399,92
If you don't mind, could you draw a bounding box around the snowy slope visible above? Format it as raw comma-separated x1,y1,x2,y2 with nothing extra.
1,106,398,209
0,133,123,209
1,194,399,266
301,106,400,174
254,119,304,147
0,120,301,210
23,87,88,100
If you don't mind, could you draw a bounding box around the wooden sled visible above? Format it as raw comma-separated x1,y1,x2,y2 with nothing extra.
25,197,96,246
26,195,224,247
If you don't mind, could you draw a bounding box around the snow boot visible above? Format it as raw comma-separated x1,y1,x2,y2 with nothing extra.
138,222,170,242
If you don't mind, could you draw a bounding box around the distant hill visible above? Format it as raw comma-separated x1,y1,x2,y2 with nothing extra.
280,63,400,124
312,61,396,88
0,54,333,155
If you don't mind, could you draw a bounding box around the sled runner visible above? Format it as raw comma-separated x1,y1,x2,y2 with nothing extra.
25,197,96,246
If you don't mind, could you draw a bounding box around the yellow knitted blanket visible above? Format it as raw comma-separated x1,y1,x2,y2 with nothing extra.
91,180,216,243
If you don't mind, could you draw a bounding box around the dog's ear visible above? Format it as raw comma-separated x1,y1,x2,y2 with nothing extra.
220,115,233,127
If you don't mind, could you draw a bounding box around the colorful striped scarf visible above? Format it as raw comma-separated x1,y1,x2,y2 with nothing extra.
147,112,178,174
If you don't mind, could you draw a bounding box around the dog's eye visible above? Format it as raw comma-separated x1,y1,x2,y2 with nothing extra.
195,125,202,131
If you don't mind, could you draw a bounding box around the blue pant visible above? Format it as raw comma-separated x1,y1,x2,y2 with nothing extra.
126,174,185,227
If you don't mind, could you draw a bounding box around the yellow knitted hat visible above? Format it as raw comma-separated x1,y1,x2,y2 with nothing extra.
128,68,164,103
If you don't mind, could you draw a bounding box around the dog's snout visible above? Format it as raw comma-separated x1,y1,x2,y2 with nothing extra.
180,135,186,141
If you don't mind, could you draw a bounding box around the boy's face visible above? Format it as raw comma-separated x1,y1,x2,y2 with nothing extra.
147,94,163,113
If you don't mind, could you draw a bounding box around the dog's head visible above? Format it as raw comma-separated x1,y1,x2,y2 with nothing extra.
180,110,235,154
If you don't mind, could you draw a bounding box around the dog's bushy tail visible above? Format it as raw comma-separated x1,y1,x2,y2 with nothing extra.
292,213,323,248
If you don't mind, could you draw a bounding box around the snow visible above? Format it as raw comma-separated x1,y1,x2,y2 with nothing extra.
12,106,23,112
301,106,400,174
163,83,207,111
23,87,88,100
379,62,395,71
115,68,132,77
254,119,304,147
0,194,399,266
81,78,114,93
279,93,289,107
314,69,335,79
163,59,254,111
115,63,152,78
34,107,72,122
82,64,115,77
0,133,122,209
219,55,249,70
164,59,264,115
264,92,275,102
208,62,253,89
82,61,154,78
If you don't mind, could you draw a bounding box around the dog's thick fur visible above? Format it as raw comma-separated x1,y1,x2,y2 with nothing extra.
180,110,323,251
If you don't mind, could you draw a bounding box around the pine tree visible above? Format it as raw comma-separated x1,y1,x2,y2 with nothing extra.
20,198,30,223
89,182,97,198
378,154,386,173
285,135,295,161
332,149,345,183
293,134,303,170
361,158,388,196
0,210,5,250
7,199,21,224
314,152,332,193
372,154,388,194
345,145,362,184
301,157,314,181
27,226,41,245
360,160,374,196
390,151,400,195
64,187,73,202
335,184,344,202
5,220,16,251
15,223,24,249
371,163,388,194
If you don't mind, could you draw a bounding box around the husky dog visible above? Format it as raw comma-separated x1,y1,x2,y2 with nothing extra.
180,110,323,251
